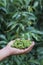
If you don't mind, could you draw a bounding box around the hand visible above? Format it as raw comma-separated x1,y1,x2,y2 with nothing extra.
7,39,35,55
0,39,35,61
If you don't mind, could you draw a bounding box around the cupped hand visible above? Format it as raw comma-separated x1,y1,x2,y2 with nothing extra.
7,39,35,55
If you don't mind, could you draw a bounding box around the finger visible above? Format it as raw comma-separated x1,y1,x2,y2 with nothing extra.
16,42,35,54
8,38,20,46
23,41,35,52
7,40,15,46
20,41,35,54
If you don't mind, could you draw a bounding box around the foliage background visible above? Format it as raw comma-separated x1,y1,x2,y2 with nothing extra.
0,0,43,65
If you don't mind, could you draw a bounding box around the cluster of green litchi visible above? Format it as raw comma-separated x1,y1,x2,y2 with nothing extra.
12,39,32,49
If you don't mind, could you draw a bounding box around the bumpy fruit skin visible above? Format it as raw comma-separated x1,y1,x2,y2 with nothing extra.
12,39,32,49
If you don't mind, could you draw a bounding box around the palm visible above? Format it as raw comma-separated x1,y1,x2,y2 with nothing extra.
7,40,35,55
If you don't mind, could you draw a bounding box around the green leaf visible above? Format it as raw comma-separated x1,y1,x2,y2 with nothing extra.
0,2,5,7
0,34,6,40
0,41,7,44
31,33,39,41
33,1,39,8
10,22,17,31
19,23,25,31
29,60,40,65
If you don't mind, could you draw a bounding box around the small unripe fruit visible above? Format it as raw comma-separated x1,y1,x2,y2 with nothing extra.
11,39,32,49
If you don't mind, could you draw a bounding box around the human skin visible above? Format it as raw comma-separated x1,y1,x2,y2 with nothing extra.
0,40,35,61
